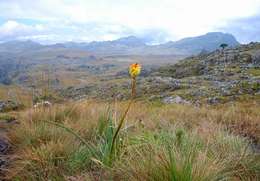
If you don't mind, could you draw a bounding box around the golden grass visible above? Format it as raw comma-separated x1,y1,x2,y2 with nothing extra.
0,85,33,107
5,100,260,180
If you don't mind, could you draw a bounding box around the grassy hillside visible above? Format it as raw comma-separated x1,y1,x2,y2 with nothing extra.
4,100,260,180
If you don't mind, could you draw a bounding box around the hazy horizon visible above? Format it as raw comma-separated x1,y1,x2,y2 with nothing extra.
0,32,242,46
0,0,260,44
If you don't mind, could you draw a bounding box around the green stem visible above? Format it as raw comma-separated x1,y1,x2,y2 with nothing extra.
110,77,136,156
131,77,136,97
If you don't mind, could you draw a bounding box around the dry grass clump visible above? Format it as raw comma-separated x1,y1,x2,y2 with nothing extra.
0,85,32,107
6,100,260,180
115,128,259,180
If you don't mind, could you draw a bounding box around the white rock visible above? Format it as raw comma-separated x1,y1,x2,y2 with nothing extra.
162,96,191,105
33,101,52,108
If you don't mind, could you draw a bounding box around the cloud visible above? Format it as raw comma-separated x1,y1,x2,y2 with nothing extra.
135,29,172,45
0,0,260,43
217,16,260,43
0,19,171,44
0,20,44,41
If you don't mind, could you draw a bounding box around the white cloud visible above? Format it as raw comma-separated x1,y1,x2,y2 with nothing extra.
218,16,260,43
0,20,45,41
0,0,260,43
0,20,136,44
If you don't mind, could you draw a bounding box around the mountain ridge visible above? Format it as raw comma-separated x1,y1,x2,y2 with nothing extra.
0,32,240,56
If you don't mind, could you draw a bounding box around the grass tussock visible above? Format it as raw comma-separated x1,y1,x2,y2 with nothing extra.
0,85,33,107
6,100,260,180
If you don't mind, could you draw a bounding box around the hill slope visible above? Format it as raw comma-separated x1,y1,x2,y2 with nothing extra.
153,42,260,103
61,42,260,104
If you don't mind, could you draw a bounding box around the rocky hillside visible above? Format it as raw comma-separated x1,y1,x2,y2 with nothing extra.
152,42,260,104
61,42,260,104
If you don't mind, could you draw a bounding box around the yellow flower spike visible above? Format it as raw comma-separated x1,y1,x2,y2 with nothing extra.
129,63,141,78
110,63,141,159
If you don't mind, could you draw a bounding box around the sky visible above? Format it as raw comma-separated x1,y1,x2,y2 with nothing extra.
0,0,260,44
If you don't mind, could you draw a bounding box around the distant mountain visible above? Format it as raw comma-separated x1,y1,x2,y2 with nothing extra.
61,36,146,55
161,32,240,54
111,36,146,46
61,32,239,56
0,32,240,56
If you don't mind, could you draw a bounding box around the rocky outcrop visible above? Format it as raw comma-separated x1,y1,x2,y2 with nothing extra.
154,42,260,104
0,100,22,112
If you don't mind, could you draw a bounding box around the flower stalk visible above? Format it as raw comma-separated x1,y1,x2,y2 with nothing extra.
110,63,141,157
